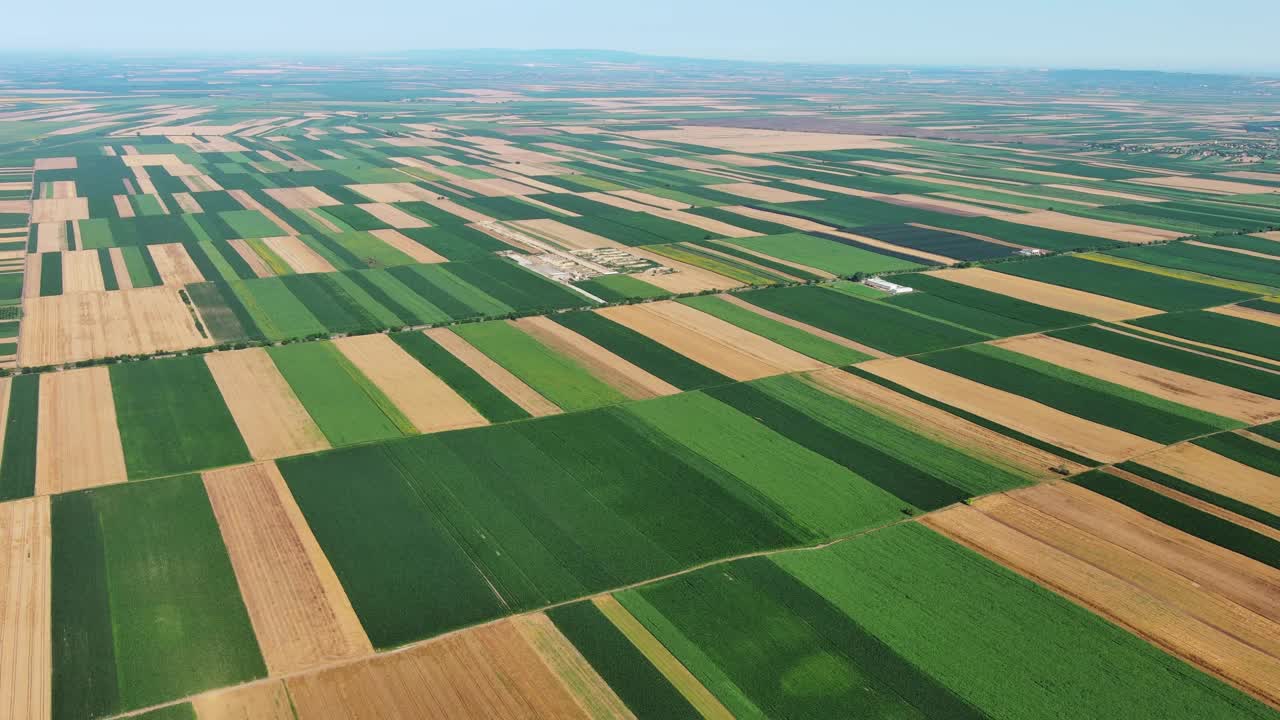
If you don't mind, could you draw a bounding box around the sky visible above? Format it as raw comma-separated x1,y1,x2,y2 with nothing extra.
6,0,1278,74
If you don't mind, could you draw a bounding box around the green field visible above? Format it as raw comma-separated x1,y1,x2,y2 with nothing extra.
723,232,924,275
110,356,251,479
739,285,987,355
454,320,628,411
267,341,410,445
677,295,872,366
0,374,39,500
993,255,1255,311
389,331,531,422
768,523,1274,719
52,475,265,719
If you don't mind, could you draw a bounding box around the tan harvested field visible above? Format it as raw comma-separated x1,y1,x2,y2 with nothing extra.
107,248,132,290
804,368,1081,478
261,235,336,274
598,301,825,381
120,153,183,167
19,286,209,366
860,357,1161,462
45,181,75,199
191,681,296,720
651,208,759,238
447,175,547,198
621,126,899,152
1045,183,1165,202
424,328,561,417
623,247,743,293
1139,443,1280,516
1255,231,1280,242
148,243,205,286
34,367,126,495
578,192,658,213
34,224,65,254
369,229,447,263
926,267,1161,320
334,333,487,433
357,202,429,229
510,218,624,250
112,195,134,218
205,348,328,460
924,494,1280,705
609,189,689,210
1013,481,1280,622
1222,171,1280,183
29,198,87,224
0,200,30,215
346,182,434,204
513,316,680,400
1129,175,1278,195
427,196,497,224
511,614,634,720
997,209,1183,243
708,182,821,203
287,618,593,720
32,157,75,171
171,192,203,213
226,239,273,277
723,204,834,232
994,335,1280,423
1209,303,1280,328
0,496,50,720
203,463,373,676
59,249,105,294
21,257,39,300
262,186,339,209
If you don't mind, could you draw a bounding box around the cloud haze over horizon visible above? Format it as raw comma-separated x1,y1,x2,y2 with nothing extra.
5,0,1278,74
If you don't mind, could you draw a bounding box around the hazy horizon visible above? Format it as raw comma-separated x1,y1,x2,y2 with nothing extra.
5,0,1279,75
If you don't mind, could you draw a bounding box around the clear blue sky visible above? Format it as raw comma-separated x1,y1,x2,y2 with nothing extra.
7,0,1278,73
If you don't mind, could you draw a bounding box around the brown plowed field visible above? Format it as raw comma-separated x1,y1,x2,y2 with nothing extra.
203,463,373,676
1139,443,1280,516
994,335,1280,423
287,619,591,719
0,496,50,720
192,680,295,720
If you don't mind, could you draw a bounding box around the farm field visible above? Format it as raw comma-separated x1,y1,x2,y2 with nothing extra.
1,54,1280,719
